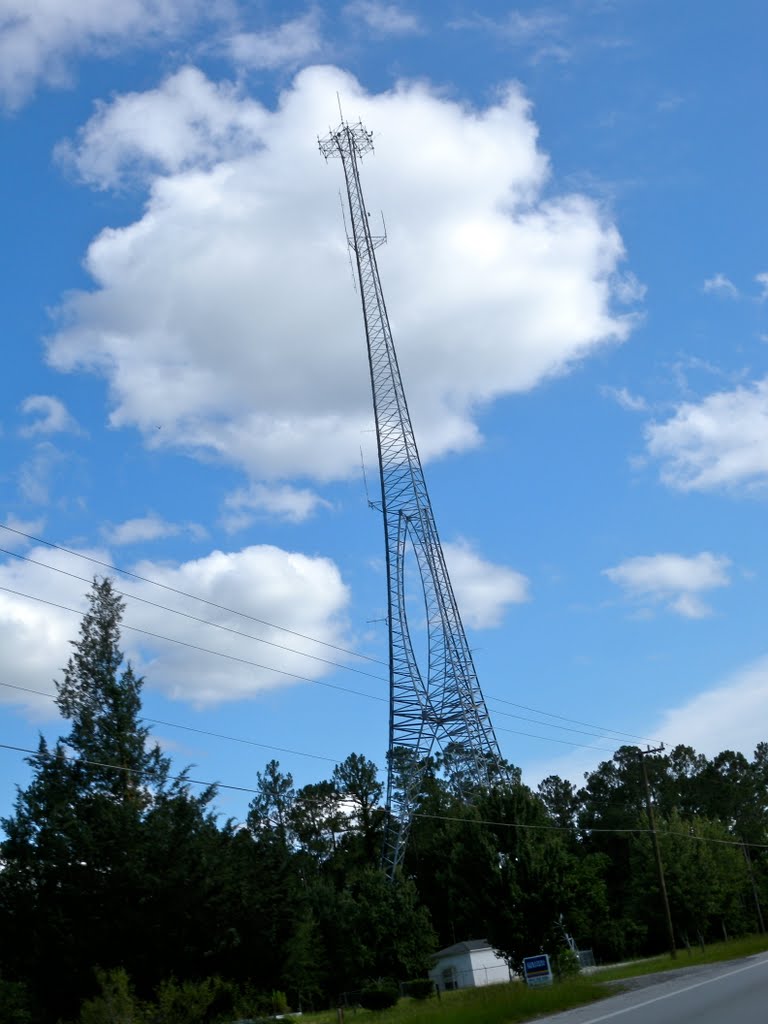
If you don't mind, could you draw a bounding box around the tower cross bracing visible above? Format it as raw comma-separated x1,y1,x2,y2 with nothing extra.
319,121,506,874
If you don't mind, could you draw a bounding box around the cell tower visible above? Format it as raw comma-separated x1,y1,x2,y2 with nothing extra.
319,121,506,875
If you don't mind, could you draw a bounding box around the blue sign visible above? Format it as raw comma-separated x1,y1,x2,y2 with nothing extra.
522,953,553,987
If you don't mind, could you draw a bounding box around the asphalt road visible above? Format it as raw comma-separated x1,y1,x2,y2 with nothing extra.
533,954,768,1024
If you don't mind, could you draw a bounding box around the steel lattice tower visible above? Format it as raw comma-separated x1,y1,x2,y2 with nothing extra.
320,121,506,875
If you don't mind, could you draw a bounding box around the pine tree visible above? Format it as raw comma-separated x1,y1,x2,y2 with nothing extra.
0,577,216,1021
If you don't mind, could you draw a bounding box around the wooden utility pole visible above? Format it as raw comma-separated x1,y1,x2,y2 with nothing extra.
638,745,676,959
742,840,766,934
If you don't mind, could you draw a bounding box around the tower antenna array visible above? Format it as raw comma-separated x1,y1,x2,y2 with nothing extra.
319,121,506,875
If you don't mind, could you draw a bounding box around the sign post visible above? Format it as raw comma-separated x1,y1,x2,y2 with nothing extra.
522,954,553,987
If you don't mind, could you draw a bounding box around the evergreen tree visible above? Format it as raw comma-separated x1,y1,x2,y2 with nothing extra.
0,578,217,1021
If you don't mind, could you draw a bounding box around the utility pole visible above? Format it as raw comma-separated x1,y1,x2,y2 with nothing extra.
638,744,676,959
742,840,766,934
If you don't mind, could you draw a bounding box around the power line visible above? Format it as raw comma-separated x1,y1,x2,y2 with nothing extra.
0,682,340,764
0,545,388,685
491,706,645,743
0,740,260,796
0,584,622,760
0,585,387,705
0,523,668,750
0,575,662,762
412,812,768,851
1,740,764,851
495,726,617,753
0,523,384,666
487,693,664,746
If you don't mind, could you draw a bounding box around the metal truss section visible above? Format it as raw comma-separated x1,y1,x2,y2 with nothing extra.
320,121,505,876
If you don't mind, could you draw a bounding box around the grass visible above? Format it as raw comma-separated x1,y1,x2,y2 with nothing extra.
296,934,768,1024
595,932,768,982
300,978,611,1024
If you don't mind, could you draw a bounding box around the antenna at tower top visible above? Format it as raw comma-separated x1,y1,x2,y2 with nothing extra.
336,91,344,122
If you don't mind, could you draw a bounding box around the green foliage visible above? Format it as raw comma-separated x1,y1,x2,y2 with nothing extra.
553,949,580,980
79,968,143,1024
0,978,34,1024
2,581,768,1019
270,990,290,1015
358,987,399,1011
147,976,225,1024
404,979,435,1000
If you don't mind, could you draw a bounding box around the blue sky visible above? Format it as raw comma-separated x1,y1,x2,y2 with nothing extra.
1,0,766,823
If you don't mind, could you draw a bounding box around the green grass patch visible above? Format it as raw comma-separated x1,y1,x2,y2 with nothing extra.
301,978,610,1024
297,937,768,1024
595,932,768,982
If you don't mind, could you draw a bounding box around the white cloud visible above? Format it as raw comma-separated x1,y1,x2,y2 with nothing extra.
344,1,421,35
450,9,570,62
602,385,647,412
756,272,768,301
522,654,768,791
18,442,68,505
452,9,565,43
653,655,768,759
227,10,323,69
102,513,205,545
702,273,739,298
222,483,329,528
0,0,204,108
443,540,529,629
603,551,731,618
612,270,646,304
48,65,634,493
0,515,46,550
19,395,81,437
646,377,768,492
0,543,352,712
57,67,268,190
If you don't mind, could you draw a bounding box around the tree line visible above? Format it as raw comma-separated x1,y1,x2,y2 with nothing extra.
0,579,765,1022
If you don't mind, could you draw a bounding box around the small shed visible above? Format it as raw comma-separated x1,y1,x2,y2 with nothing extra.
429,939,512,991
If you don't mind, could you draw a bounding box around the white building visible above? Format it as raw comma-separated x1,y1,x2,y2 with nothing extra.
428,939,512,991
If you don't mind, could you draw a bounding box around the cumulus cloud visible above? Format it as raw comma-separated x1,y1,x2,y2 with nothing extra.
0,0,204,108
49,65,635,495
603,552,731,618
19,395,81,437
56,67,267,190
102,514,205,545
0,543,352,712
443,540,529,629
222,483,329,528
226,10,323,69
344,1,421,35
702,273,739,298
646,377,768,492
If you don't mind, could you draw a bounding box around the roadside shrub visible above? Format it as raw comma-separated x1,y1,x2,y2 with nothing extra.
270,990,290,1014
147,976,231,1024
554,949,581,980
358,987,399,1011
0,979,34,1024
404,979,435,1000
79,968,143,1024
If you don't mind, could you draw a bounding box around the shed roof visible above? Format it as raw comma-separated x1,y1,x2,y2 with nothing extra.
433,939,493,958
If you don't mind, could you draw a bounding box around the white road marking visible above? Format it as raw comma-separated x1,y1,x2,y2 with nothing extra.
568,956,768,1023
